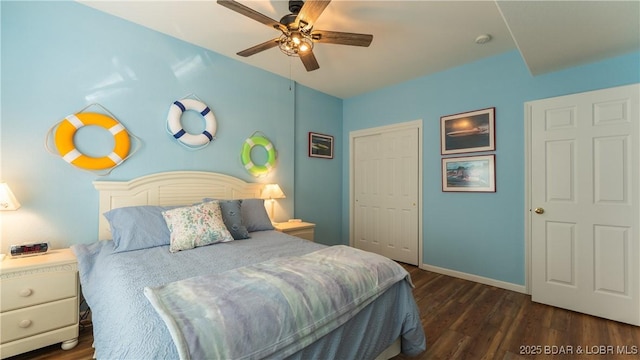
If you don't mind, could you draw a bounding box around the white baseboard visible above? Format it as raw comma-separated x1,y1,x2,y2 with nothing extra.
420,263,528,294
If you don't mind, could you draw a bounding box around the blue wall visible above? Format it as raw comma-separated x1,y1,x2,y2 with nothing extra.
343,50,640,286
294,85,343,245
2,1,639,289
0,1,342,249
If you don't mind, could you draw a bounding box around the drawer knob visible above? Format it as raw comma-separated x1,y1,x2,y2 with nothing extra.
19,288,33,297
19,319,32,328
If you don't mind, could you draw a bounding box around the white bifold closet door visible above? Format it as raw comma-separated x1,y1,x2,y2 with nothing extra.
352,126,419,265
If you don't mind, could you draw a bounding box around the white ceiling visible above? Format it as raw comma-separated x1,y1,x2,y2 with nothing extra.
78,0,639,99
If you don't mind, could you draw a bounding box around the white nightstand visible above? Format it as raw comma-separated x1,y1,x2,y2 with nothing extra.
274,221,316,242
0,248,79,358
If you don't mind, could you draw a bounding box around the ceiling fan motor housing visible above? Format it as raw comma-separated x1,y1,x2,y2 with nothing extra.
288,0,304,14
280,13,298,29
280,1,305,29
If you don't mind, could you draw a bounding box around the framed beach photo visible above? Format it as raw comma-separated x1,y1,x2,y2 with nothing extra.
442,155,496,192
308,132,334,159
440,107,495,155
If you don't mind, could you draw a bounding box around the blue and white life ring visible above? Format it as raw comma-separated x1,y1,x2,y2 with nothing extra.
167,99,217,147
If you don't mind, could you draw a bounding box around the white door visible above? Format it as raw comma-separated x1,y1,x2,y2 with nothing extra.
352,126,420,265
529,84,639,325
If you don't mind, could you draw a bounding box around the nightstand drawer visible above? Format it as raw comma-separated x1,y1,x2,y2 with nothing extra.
274,221,316,242
0,297,78,344
287,228,314,241
0,272,77,312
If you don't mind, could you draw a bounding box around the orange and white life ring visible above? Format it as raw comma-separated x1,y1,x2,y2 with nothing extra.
167,99,217,147
54,113,131,170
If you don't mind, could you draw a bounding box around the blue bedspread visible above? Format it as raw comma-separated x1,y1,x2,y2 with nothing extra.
73,231,425,359
145,246,411,360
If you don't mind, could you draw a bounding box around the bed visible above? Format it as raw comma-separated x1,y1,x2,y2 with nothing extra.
72,171,425,359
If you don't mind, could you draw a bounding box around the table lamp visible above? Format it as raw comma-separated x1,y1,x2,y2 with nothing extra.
0,183,20,211
260,184,285,223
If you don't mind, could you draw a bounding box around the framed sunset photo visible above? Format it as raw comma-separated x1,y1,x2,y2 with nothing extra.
440,107,495,155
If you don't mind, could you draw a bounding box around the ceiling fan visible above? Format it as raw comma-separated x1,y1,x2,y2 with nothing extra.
217,0,373,71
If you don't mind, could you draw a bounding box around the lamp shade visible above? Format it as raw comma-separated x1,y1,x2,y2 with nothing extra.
0,183,21,210
260,184,286,200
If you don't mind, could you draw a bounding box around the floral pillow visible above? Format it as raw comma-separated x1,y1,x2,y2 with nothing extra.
162,201,234,253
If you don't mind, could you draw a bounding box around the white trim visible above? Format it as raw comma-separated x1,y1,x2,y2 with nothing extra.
349,119,423,138
421,263,527,294
348,119,423,267
523,102,533,295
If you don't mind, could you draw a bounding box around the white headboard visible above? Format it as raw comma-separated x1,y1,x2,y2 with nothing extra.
93,171,264,240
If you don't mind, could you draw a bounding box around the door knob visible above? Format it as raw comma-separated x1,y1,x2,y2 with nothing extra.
534,207,544,214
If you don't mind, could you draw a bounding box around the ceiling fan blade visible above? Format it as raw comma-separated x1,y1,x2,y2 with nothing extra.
295,0,331,29
299,50,320,71
311,30,373,47
217,0,286,32
237,38,280,57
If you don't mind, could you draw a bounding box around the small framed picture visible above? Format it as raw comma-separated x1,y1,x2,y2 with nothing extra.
441,107,495,155
308,132,334,159
442,155,496,192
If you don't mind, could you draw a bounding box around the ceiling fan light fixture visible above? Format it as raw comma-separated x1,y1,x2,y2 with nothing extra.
291,32,302,45
278,32,313,56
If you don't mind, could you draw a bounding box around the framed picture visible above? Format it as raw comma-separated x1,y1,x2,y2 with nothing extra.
308,132,334,159
442,155,496,192
441,107,495,155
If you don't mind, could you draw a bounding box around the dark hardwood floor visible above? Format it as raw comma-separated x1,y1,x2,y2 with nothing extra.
394,264,639,360
7,264,640,360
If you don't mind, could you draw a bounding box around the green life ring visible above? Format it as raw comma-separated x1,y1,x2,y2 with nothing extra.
241,135,276,177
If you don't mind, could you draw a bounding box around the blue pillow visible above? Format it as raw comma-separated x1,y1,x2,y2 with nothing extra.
104,205,179,253
218,200,250,240
241,199,274,232
202,198,251,240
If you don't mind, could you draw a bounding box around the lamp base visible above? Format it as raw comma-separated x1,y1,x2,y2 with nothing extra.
268,199,276,223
